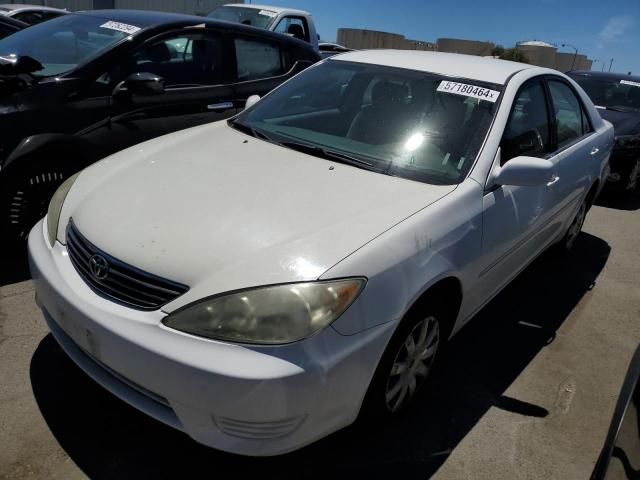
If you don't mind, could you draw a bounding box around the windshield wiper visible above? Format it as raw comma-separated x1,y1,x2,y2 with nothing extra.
227,119,275,143
278,140,374,170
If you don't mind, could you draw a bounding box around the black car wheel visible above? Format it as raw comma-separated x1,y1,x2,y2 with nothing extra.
0,162,75,245
626,158,640,191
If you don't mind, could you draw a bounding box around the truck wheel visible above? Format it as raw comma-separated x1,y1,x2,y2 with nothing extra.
0,161,77,246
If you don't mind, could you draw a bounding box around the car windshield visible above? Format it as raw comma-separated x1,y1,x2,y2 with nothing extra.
0,13,137,76
207,6,276,29
233,60,502,185
571,75,640,113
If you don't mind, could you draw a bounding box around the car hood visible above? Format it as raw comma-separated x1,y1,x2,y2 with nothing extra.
61,122,455,310
598,109,640,136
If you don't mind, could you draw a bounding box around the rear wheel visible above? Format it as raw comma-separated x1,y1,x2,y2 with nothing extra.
627,159,640,191
0,161,76,245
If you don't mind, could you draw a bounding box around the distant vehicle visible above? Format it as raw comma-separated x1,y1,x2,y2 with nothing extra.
0,13,26,38
569,71,640,192
318,42,352,59
208,3,319,51
31,51,612,456
0,10,320,245
0,4,66,25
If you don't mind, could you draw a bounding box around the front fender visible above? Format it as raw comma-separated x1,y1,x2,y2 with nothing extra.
1,133,101,172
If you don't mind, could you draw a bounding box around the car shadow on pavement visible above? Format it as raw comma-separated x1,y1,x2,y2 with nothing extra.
29,232,610,479
596,190,640,211
0,246,30,286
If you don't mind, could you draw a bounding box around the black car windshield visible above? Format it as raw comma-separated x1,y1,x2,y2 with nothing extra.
207,6,276,29
233,60,502,185
571,75,640,112
0,13,137,76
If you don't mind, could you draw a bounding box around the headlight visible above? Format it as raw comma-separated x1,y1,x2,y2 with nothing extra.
46,172,80,247
614,135,640,150
162,278,366,345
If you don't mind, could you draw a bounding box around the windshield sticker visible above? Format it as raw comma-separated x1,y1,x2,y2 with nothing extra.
258,9,277,17
100,21,140,35
437,81,500,103
621,79,640,88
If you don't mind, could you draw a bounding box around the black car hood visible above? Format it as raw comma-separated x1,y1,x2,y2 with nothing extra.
598,109,640,136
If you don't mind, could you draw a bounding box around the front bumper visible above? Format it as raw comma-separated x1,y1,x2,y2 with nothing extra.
28,219,393,456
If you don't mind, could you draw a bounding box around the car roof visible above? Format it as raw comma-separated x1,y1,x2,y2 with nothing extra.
331,50,546,85
0,4,65,12
221,3,310,16
568,70,640,83
72,9,314,46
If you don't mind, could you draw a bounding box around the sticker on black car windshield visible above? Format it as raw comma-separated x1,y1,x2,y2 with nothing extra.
621,80,640,88
437,81,500,103
100,21,141,35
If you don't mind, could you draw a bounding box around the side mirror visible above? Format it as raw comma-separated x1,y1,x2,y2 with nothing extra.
245,94,261,110
492,156,554,187
113,72,165,97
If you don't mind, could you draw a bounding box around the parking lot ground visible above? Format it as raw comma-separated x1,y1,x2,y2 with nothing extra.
1,192,640,479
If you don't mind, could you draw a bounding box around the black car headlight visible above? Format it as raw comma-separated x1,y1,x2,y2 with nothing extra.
163,278,366,345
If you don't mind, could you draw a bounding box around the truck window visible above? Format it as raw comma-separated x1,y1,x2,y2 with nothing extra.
273,16,309,43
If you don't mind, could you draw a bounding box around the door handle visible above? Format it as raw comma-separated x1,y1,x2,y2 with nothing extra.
590,147,600,155
207,101,234,111
546,174,560,187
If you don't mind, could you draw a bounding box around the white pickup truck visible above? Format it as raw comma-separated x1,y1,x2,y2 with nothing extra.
208,3,319,50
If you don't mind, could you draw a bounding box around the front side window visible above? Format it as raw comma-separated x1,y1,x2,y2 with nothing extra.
233,60,502,185
548,80,588,149
273,16,309,42
132,32,223,87
0,14,136,76
501,81,551,163
235,37,285,81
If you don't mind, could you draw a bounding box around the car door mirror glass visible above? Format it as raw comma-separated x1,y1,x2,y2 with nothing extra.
493,156,554,187
245,94,261,110
114,72,165,97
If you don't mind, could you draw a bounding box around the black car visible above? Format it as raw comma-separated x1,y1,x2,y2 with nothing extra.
569,71,640,192
0,10,320,244
0,14,26,39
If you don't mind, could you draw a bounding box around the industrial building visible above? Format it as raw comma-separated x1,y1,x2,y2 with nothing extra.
337,28,593,72
2,0,236,16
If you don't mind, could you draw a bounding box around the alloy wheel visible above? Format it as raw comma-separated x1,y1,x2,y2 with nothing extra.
385,315,440,413
565,201,587,250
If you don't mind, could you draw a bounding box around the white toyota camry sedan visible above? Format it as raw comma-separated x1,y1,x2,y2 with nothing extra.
29,51,613,456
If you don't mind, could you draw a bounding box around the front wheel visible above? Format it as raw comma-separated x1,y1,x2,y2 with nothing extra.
0,162,76,245
361,308,444,418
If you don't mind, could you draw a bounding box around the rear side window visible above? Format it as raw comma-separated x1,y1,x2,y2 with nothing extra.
235,37,286,81
501,81,551,163
548,80,589,149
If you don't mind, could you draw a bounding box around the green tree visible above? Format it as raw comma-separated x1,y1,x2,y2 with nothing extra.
491,44,505,57
499,48,529,63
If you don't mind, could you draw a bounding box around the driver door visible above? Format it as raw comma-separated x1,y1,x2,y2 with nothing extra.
477,79,558,302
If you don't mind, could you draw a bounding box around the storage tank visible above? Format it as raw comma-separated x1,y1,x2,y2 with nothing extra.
436,38,494,56
516,40,557,68
337,28,405,50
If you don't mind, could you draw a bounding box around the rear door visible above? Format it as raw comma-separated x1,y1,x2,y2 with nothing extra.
543,77,599,233
231,34,314,109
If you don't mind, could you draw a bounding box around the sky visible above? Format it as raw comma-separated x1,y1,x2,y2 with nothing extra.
255,0,640,75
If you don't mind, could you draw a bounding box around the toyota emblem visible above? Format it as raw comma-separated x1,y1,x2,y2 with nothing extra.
89,254,109,280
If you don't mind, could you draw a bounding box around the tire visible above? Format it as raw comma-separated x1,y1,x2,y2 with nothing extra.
558,197,588,252
361,301,446,418
626,158,640,192
0,160,77,246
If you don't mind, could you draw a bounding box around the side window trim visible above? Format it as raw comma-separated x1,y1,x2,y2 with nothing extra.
543,75,596,155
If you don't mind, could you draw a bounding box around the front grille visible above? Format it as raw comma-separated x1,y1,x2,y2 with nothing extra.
66,220,188,311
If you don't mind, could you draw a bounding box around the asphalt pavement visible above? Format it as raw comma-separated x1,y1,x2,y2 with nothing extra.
1,192,639,479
